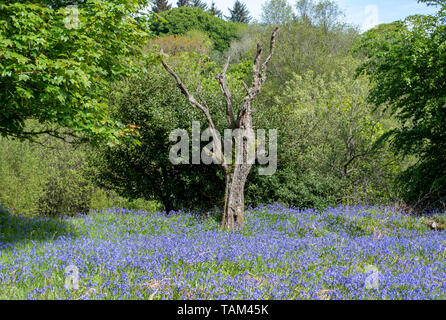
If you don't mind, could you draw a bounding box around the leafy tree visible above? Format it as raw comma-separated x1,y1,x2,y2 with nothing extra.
262,19,358,97
313,0,344,32
295,0,344,31
295,0,314,23
152,0,172,13
0,129,105,217
150,6,239,52
357,1,446,208
273,58,399,206
0,0,151,144
227,0,251,24
420,0,446,7
261,0,294,25
225,24,263,63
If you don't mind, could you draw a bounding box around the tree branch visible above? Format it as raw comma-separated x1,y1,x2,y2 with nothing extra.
261,26,280,81
238,26,279,123
161,59,228,172
161,60,208,114
195,73,209,108
215,56,236,128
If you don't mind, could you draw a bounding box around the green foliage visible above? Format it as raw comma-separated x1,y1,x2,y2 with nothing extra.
36,141,94,216
0,0,152,144
246,167,341,210
0,128,153,217
227,0,251,24
177,0,188,7
189,0,208,10
0,133,94,216
418,0,446,7
152,0,172,13
247,57,400,208
258,20,358,100
295,0,344,31
0,136,46,216
224,23,263,63
146,31,214,56
209,1,223,18
261,0,294,25
150,6,239,52
357,4,446,209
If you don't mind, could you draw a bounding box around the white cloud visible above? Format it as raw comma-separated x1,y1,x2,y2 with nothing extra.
362,4,379,31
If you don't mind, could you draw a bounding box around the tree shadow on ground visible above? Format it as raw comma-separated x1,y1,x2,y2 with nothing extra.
0,205,78,250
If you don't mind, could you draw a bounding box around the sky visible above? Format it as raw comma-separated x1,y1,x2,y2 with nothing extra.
186,0,439,31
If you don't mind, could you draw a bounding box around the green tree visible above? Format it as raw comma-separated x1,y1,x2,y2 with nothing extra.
295,0,344,31
261,19,358,98
313,0,344,32
273,58,399,206
209,1,223,18
295,0,314,23
189,0,207,10
227,0,251,24
261,0,294,25
152,0,172,13
357,1,446,208
150,6,239,52
0,130,119,217
176,0,189,7
0,0,152,144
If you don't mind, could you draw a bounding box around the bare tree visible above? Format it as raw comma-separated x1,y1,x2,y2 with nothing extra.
160,27,279,230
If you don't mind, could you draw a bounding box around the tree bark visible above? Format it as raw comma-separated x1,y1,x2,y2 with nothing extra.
222,165,250,230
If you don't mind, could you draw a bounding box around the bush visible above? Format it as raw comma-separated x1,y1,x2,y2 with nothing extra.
0,136,47,216
150,7,239,52
0,129,142,217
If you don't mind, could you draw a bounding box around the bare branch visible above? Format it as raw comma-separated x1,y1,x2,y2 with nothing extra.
253,43,264,84
238,26,279,123
195,73,209,108
261,26,280,81
241,81,250,94
161,59,228,172
215,56,236,128
161,60,208,114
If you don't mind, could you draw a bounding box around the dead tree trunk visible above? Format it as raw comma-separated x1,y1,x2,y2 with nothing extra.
222,157,251,230
161,27,279,230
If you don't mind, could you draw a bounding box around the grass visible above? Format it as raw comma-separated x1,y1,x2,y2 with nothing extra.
0,204,445,300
